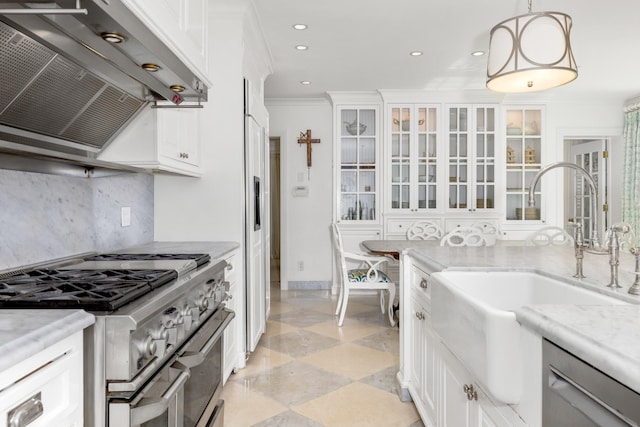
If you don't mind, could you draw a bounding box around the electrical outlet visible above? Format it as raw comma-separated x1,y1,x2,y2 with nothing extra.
121,207,131,227
297,261,304,271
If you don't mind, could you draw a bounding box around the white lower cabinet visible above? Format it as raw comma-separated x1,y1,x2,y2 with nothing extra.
0,332,84,427
223,250,243,384
407,263,526,427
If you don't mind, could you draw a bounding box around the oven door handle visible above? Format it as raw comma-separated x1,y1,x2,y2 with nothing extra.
130,362,191,426
177,309,235,368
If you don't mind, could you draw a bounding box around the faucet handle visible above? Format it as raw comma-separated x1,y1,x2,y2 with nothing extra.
567,220,584,245
608,223,635,251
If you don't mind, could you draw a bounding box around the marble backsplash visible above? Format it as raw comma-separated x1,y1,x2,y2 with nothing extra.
0,169,153,270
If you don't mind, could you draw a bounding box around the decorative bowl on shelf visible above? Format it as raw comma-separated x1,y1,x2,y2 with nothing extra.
344,119,366,135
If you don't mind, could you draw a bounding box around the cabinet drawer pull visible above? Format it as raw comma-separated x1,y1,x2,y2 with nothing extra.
420,279,428,289
415,312,424,320
8,392,43,427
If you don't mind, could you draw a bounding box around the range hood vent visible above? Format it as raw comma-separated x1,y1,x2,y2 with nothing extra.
0,0,208,162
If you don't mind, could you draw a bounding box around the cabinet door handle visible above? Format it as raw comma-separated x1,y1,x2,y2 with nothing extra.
463,384,478,401
8,392,43,427
420,279,428,289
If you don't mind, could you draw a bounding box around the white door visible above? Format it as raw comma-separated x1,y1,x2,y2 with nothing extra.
245,114,266,352
569,139,609,243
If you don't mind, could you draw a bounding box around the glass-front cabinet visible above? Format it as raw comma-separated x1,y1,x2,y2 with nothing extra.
505,107,543,222
337,106,379,222
388,104,439,212
446,105,497,212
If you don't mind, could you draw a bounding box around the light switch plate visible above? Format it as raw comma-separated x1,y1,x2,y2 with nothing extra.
121,207,131,227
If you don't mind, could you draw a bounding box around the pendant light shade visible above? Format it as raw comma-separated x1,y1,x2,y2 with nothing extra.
486,11,577,93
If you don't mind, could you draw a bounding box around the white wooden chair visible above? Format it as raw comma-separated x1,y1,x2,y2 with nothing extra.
525,226,574,246
331,224,396,327
471,221,501,246
440,226,487,247
406,220,443,240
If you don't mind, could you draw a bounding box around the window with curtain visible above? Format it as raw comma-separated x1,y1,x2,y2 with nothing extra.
622,105,640,240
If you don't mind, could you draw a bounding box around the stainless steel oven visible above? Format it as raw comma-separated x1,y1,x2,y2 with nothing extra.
108,306,233,427
0,251,234,427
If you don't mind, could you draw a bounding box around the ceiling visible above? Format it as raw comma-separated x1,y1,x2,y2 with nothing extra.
253,0,640,104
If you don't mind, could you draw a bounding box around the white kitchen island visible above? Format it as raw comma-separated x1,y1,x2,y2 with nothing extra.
400,245,640,427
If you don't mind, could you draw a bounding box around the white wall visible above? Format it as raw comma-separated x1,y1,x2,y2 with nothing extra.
266,99,333,289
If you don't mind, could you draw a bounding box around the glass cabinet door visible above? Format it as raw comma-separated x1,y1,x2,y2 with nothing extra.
389,104,439,211
417,106,438,210
446,105,496,212
505,108,542,221
475,107,496,211
390,107,411,210
339,107,377,221
447,107,469,210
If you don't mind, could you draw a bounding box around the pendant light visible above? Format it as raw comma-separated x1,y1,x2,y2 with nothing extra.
486,0,577,93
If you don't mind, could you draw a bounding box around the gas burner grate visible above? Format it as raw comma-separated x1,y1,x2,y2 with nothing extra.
0,268,178,311
86,253,211,267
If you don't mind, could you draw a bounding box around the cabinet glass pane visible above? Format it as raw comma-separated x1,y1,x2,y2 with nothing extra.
341,110,357,136
402,134,410,157
359,171,375,192
360,138,375,164
341,138,357,164
401,186,410,209
392,134,400,157
359,109,375,136
392,108,400,132
341,171,356,192
392,164,401,183
392,186,399,209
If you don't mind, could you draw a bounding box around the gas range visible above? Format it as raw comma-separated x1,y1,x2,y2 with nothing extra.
0,253,210,311
0,250,232,426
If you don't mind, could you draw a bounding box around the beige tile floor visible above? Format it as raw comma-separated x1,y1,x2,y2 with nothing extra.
221,266,424,427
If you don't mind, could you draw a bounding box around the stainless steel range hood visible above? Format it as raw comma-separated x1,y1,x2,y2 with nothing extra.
0,0,208,166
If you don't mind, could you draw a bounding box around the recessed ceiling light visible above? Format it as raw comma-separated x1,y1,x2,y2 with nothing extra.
472,50,486,56
295,45,308,51
300,81,311,85
293,24,307,30
410,51,423,56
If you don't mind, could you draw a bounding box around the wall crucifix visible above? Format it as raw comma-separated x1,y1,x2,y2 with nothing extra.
297,129,320,178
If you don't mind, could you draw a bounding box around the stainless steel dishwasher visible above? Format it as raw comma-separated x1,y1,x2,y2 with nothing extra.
543,339,640,426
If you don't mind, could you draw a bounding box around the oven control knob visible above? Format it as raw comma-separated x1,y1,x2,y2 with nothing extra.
140,334,157,358
180,306,194,332
162,307,182,345
147,329,168,358
197,296,209,313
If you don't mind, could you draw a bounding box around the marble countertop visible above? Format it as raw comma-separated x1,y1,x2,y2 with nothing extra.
0,309,94,372
405,244,640,394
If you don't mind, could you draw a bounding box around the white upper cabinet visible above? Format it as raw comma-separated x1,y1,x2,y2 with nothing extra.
121,0,210,85
387,104,440,212
99,103,202,177
445,105,498,214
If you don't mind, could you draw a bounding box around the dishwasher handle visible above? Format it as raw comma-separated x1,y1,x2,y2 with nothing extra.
549,367,634,426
